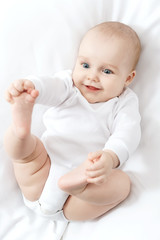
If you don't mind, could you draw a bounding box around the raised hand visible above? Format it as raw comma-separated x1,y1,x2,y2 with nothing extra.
5,79,39,139
5,79,38,104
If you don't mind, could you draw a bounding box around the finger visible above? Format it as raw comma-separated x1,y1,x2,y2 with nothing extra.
87,175,106,185
88,150,102,160
86,169,103,178
89,152,112,170
87,159,104,171
8,84,21,97
13,79,25,92
23,80,35,92
25,89,39,103
5,90,14,103
13,79,35,93
30,89,39,98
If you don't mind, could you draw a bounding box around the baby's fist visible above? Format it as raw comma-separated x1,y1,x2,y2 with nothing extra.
5,79,35,103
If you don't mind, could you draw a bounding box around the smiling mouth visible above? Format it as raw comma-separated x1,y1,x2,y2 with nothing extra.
85,85,101,91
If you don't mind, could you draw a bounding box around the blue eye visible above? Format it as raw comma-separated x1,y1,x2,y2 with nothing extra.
82,63,89,68
103,69,112,74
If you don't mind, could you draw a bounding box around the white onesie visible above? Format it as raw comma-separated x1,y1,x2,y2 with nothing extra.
24,69,141,220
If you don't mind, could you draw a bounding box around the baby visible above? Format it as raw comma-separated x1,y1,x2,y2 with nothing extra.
4,22,141,222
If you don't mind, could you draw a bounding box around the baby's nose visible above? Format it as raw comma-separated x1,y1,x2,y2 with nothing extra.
87,71,99,82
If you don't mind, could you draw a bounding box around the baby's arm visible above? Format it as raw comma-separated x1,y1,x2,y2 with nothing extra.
26,70,73,107
86,150,119,184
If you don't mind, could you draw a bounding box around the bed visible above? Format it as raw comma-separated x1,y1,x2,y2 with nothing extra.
0,0,160,239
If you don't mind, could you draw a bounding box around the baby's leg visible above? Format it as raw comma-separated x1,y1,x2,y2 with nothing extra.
4,91,50,201
58,161,89,195
59,167,131,221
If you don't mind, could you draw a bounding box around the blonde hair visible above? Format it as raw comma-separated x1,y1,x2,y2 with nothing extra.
89,21,141,70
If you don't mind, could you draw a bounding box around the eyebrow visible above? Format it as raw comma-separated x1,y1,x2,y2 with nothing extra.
78,56,89,61
105,64,119,72
78,56,119,72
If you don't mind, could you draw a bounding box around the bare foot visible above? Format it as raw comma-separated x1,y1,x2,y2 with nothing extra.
11,89,39,139
58,160,90,195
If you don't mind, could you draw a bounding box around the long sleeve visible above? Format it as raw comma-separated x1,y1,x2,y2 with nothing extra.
104,88,141,167
26,70,73,107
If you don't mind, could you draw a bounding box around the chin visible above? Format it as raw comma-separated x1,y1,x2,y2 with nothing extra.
82,92,103,104
86,97,99,104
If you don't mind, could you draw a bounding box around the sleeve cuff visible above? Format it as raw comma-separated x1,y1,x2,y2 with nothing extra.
103,139,129,167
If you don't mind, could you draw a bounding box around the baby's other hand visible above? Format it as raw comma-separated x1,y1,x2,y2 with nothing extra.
86,150,114,185
5,79,36,103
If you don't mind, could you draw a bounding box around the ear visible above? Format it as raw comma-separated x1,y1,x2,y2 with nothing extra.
125,70,136,86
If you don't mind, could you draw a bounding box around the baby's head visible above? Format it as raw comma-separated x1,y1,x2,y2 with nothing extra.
72,21,141,103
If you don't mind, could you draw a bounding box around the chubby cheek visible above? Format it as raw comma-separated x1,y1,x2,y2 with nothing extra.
72,71,83,87
104,81,124,97
72,71,78,86
114,83,125,96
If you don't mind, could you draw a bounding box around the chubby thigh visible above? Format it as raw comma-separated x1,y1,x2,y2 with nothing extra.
63,169,131,221
13,137,51,202
15,136,71,215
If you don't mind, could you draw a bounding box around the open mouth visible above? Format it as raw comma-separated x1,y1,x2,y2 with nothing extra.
85,85,101,91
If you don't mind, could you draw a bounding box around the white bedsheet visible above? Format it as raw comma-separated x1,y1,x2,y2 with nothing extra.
0,0,160,239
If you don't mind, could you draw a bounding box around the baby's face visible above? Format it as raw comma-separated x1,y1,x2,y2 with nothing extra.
72,30,135,103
